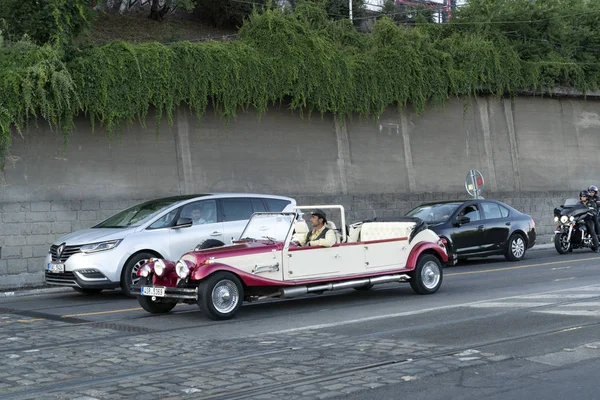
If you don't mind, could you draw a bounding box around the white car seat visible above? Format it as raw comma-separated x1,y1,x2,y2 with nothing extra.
326,221,341,244
292,220,309,242
347,223,363,242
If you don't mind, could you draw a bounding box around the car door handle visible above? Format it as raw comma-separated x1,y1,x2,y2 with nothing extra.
477,225,485,230
505,222,511,226
210,231,222,236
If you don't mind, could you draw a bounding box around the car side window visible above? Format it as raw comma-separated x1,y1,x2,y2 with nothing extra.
148,208,179,229
500,205,510,218
180,200,218,225
482,202,503,220
265,198,291,212
458,204,481,222
222,198,254,222
251,198,267,213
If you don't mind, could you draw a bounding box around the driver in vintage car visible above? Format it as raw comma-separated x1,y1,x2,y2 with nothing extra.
293,209,337,248
579,190,600,252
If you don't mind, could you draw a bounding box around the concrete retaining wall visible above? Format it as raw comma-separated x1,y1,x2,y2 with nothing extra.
1,94,599,289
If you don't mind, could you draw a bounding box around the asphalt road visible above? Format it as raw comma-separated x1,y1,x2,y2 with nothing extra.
1,248,600,399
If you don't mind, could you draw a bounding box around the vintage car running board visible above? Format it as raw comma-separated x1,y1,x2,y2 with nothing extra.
278,274,411,298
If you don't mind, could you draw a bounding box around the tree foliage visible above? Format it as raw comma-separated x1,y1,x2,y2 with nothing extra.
1,0,600,168
0,0,91,46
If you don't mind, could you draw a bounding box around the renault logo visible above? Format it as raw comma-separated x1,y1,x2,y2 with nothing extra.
56,243,66,258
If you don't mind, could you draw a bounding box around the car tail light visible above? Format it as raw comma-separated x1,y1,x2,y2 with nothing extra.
531,218,536,229
438,238,448,248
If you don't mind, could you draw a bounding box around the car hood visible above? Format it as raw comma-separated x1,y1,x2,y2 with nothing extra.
54,228,134,246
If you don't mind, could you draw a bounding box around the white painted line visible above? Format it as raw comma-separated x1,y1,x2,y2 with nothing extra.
267,283,600,335
561,302,600,307
534,310,600,317
519,294,599,299
468,302,552,309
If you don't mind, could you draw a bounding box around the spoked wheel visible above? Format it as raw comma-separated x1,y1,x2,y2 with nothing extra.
136,277,177,314
554,233,570,254
410,255,443,295
505,234,527,261
198,272,244,320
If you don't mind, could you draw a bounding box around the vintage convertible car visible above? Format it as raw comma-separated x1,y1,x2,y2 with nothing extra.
131,205,448,320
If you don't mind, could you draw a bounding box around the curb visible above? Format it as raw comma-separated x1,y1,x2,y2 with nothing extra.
0,286,74,298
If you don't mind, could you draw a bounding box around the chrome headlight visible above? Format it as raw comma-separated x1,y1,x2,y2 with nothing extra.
560,216,569,224
175,260,190,279
154,259,166,277
80,239,122,254
554,216,559,223
140,264,152,277
570,216,575,222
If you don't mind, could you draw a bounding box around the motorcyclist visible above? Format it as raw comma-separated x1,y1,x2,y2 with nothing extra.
578,190,600,252
587,185,600,240
588,185,600,206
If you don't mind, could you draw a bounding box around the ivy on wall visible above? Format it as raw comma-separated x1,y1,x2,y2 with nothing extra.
1,0,599,168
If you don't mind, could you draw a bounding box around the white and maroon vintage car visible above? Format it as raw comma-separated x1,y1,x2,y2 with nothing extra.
132,205,448,320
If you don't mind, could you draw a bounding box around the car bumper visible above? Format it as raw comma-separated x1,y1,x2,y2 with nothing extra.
131,283,198,301
44,250,125,289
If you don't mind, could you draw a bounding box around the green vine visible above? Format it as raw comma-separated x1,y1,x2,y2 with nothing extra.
1,0,600,168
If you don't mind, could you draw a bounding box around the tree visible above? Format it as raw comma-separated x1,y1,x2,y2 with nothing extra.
0,0,91,46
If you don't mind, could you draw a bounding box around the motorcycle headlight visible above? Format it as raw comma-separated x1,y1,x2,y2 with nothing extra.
560,216,569,224
554,216,559,223
570,216,575,222
175,260,190,279
80,239,122,254
153,259,166,277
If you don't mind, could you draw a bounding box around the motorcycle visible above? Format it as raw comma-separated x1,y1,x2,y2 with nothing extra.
553,198,599,254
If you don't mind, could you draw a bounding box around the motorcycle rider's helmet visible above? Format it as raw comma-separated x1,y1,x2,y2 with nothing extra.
589,185,598,193
580,190,591,198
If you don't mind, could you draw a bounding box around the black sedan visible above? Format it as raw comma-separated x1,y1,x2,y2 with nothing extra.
405,199,536,265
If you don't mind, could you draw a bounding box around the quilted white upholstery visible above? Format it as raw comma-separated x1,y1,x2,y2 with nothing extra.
360,222,414,242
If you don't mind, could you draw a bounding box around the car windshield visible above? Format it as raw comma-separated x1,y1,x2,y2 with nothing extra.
239,213,295,242
94,199,181,228
406,202,463,222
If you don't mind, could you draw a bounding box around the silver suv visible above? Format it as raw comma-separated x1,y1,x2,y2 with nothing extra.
44,193,296,296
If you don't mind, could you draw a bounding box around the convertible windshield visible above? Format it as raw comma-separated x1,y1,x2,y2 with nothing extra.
239,213,295,242
406,202,463,222
94,199,182,228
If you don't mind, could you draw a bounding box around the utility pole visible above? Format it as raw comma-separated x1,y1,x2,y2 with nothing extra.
349,0,353,22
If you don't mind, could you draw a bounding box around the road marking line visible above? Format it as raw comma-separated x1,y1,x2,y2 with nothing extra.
555,277,576,281
62,307,142,318
446,257,600,277
268,283,600,334
551,267,571,271
17,319,44,323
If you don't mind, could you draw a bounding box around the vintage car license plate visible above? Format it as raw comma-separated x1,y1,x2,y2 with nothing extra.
141,286,165,297
47,263,65,273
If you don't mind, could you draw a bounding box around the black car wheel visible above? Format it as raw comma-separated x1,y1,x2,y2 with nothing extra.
554,233,570,254
121,252,154,298
136,277,177,314
505,233,527,261
73,287,103,295
198,272,244,320
410,254,443,295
